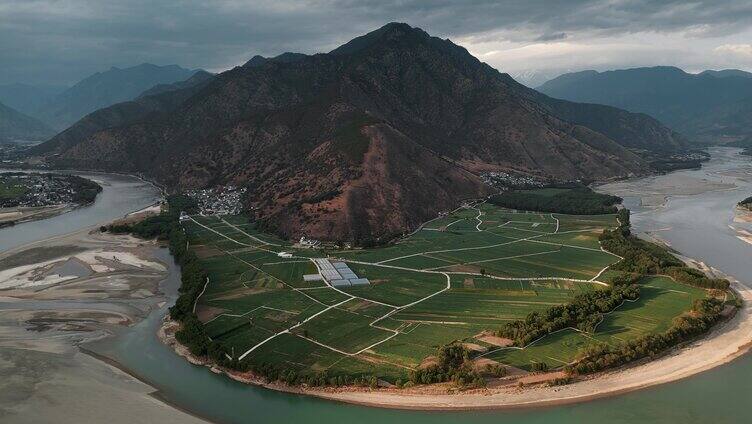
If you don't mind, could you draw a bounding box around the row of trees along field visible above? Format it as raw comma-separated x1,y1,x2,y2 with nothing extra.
489,185,622,215
568,297,726,375
497,284,640,347
407,344,485,388
491,207,734,378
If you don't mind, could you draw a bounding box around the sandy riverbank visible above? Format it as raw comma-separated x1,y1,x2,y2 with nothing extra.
0,228,206,423
157,279,752,411
734,206,752,224
596,172,736,209
0,204,73,226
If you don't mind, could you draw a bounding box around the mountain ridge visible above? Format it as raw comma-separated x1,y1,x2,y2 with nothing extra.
538,66,752,141
31,23,684,242
36,63,201,130
0,101,56,143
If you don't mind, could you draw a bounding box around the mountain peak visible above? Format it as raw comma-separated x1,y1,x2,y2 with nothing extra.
243,52,308,68
33,23,685,242
329,22,428,55
699,69,752,79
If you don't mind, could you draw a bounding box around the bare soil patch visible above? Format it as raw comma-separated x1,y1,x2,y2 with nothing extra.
196,305,228,322
447,264,481,273
475,332,514,347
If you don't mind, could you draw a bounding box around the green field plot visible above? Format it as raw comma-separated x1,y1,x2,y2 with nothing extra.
485,276,708,371
426,240,556,269
299,287,352,305
0,179,28,200
214,325,275,355
204,315,249,338
340,263,448,306
481,226,549,241
485,329,592,371
321,355,408,382
446,218,480,231
260,261,322,288
504,222,558,233
338,230,507,264
473,246,616,280
392,278,598,325
246,333,345,373
554,213,618,232
203,313,280,355
370,322,483,368
338,298,396,319
295,307,393,353
423,215,464,230
536,229,605,249
385,254,456,270
593,276,706,344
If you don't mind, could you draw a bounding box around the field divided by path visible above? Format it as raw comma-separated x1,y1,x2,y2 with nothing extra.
183,207,708,381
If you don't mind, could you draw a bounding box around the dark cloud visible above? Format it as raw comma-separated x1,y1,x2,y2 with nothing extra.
535,32,567,42
1,0,751,85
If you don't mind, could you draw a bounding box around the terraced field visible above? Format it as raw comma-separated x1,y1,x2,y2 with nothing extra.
183,202,709,381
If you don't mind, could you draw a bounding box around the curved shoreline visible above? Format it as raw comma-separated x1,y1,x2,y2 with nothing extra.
154,280,751,411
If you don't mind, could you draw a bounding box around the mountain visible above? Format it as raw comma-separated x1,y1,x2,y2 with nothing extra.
32,71,215,156
538,66,752,141
37,63,200,130
699,69,752,79
0,101,55,143
243,52,308,68
31,23,682,243
510,69,568,89
0,83,67,117
136,70,214,98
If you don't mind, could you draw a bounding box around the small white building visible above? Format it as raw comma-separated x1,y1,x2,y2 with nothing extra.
303,274,323,282
179,211,190,222
277,251,293,258
299,236,320,248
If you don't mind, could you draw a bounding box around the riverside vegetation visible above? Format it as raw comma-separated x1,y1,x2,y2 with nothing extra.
499,207,734,380
112,189,735,391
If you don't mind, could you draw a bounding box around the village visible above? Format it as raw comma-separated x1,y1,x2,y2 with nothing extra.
480,171,546,189
0,172,92,208
185,185,247,215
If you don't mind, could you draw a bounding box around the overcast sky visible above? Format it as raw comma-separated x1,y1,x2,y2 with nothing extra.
2,0,752,87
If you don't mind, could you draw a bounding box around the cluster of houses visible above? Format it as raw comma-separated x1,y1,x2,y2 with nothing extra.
0,173,78,208
481,171,545,189
185,185,247,215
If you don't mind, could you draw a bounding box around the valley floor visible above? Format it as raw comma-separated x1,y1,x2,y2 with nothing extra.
176,201,729,390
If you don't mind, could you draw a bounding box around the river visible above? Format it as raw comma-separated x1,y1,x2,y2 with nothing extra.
4,150,752,423
0,170,161,252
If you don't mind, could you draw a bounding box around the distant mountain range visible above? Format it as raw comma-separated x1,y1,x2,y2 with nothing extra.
538,66,752,142
0,101,55,143
0,83,66,117
0,64,202,133
30,23,685,242
36,63,201,130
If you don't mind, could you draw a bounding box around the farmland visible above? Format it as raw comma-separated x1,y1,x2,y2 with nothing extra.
182,201,711,382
